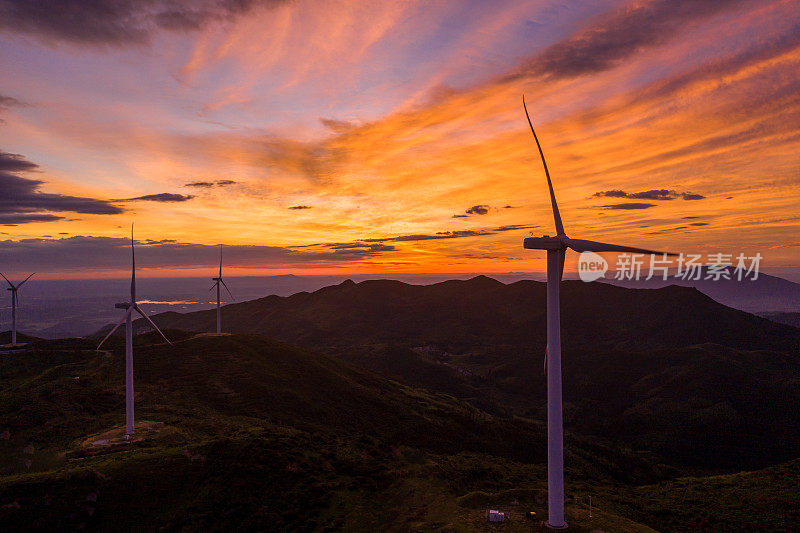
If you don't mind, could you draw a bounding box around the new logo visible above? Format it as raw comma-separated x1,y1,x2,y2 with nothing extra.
578,251,608,282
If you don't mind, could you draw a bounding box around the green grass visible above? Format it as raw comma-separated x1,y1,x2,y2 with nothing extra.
0,333,797,531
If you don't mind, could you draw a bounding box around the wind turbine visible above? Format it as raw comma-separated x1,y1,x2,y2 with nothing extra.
97,225,171,439
521,96,669,529
0,272,34,346
210,245,234,334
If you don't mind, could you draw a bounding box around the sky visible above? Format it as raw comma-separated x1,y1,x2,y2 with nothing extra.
0,0,798,280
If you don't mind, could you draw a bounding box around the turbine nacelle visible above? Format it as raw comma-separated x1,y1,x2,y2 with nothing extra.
524,236,567,250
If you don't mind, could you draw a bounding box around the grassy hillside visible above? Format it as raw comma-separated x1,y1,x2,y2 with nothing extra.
3,334,795,531
131,277,800,471
0,334,671,531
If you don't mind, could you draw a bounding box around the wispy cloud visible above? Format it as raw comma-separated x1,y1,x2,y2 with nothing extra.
114,193,194,202
0,0,283,46
601,203,658,210
593,189,706,201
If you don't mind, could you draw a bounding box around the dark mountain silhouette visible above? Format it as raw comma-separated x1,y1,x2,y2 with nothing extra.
137,276,798,352
602,268,800,313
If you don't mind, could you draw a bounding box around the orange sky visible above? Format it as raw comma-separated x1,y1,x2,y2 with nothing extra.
0,0,798,279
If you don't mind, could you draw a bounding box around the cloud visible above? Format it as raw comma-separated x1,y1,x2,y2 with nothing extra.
320,118,356,132
352,224,536,244
288,205,312,210
601,203,657,210
184,179,237,188
0,0,281,46
0,150,39,172
593,189,706,201
0,94,27,113
523,0,751,80
115,193,194,202
1,213,64,225
0,234,396,273
452,214,469,218
0,151,123,222
465,205,490,215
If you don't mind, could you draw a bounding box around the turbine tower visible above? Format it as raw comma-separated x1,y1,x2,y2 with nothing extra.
521,96,669,529
97,225,171,439
0,272,34,346
210,245,234,334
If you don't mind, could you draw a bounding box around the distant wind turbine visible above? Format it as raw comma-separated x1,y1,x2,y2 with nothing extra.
210,245,234,334
0,272,34,346
521,96,670,529
97,225,172,439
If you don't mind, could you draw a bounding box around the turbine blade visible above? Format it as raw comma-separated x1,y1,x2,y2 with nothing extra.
219,244,223,278
134,305,172,345
523,95,565,236
210,281,219,291
220,279,235,302
565,238,673,255
130,223,136,302
558,249,565,281
0,272,11,287
17,273,35,288
97,307,132,349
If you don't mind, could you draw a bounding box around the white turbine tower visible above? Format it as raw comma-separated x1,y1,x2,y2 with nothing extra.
521,97,669,529
210,245,234,334
1,272,34,346
97,225,172,439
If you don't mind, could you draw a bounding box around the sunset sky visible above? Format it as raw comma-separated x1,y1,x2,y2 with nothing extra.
1,0,798,279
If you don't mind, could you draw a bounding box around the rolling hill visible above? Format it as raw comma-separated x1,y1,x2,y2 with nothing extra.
130,277,800,470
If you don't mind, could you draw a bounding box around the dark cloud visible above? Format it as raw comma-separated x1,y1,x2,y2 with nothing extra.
495,224,537,232
689,222,709,226
320,118,355,132
0,234,395,273
465,205,489,215
0,94,27,112
115,193,194,202
0,0,281,46
0,151,123,222
355,224,537,243
452,214,469,218
0,150,39,172
1,213,64,225
525,0,751,79
184,179,237,188
288,205,312,210
593,189,705,201
503,205,517,209
602,203,657,210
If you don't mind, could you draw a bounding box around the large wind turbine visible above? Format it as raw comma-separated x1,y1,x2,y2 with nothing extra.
1,272,34,346
210,245,234,334
521,97,668,529
97,226,171,439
